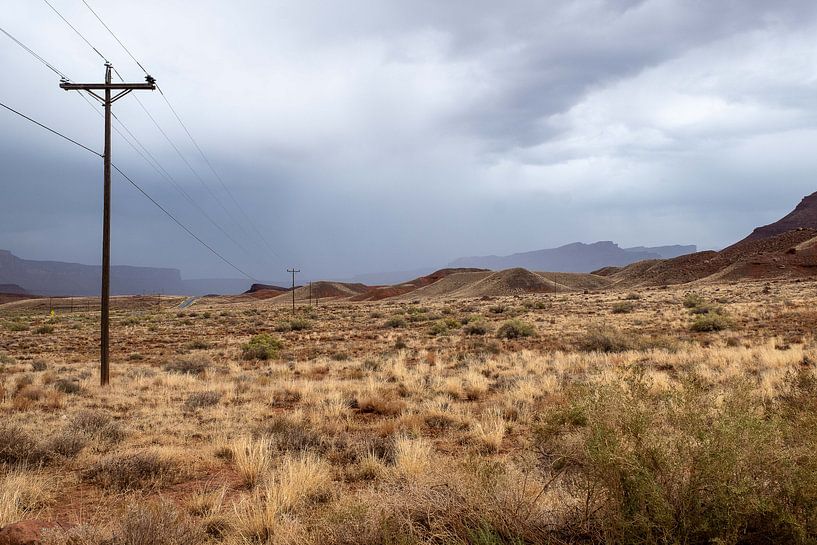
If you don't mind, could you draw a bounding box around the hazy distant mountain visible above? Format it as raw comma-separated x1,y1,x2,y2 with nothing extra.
0,250,276,296
449,241,697,273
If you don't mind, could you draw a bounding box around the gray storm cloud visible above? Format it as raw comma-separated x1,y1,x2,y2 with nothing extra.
2,0,817,280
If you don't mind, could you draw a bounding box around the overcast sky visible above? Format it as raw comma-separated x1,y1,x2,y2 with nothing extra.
2,0,817,280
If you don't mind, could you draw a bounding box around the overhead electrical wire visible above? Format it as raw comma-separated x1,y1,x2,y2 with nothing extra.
0,29,260,279
0,98,258,281
34,1,271,271
42,0,108,63
75,90,257,260
77,0,285,263
0,25,70,80
79,0,148,75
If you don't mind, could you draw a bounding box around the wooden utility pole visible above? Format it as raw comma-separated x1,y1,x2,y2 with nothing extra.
309,281,312,307
60,63,156,386
287,268,300,315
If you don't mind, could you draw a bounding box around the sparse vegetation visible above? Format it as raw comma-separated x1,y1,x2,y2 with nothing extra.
164,355,211,375
82,451,182,491
0,283,815,543
384,315,407,328
611,301,635,313
184,390,222,410
578,324,635,352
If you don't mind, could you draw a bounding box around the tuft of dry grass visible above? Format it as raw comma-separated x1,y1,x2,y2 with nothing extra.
393,435,432,479
0,468,55,526
470,409,506,453
231,437,273,488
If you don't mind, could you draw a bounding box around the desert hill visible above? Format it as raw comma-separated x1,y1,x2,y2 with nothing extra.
598,228,817,287
351,268,488,301
397,268,571,299
450,241,696,272
594,191,817,287
743,191,817,242
265,281,370,303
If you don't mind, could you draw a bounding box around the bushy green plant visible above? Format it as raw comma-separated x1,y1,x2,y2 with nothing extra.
289,318,312,331
691,311,730,332
496,319,535,339
428,318,461,336
533,370,817,544
241,333,282,360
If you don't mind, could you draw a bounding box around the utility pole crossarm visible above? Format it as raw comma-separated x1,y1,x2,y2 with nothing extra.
60,82,156,90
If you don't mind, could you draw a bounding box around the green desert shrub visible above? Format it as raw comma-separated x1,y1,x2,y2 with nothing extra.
691,311,730,332
533,370,817,544
241,334,282,360
496,319,536,339
428,318,460,336
289,318,312,331
4,321,28,332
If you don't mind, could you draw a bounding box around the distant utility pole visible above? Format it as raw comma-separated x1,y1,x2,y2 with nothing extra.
60,63,156,386
287,268,300,315
309,281,312,307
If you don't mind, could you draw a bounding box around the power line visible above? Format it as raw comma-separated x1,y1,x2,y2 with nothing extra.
0,25,70,80
76,90,259,265
0,98,257,281
76,0,285,263
112,164,257,281
42,0,108,63
157,86,286,262
37,3,265,268
0,101,99,156
80,0,150,75
1,27,260,275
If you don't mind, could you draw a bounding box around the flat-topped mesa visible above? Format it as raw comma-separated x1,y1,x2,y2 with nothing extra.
744,191,817,242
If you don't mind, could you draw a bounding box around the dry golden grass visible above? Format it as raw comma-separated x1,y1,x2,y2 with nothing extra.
1,280,817,543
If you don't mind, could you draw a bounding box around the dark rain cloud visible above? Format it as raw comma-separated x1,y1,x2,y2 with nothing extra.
2,0,817,280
